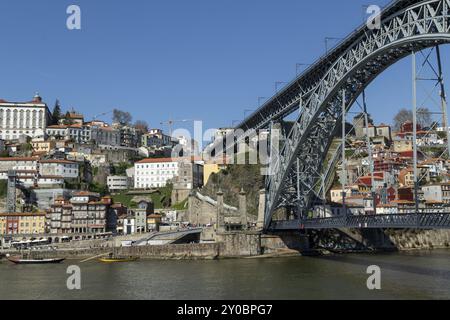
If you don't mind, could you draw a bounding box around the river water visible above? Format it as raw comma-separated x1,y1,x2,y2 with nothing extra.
1,250,450,300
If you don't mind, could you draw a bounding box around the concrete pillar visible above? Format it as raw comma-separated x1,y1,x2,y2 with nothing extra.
239,188,248,229
188,191,195,223
257,189,265,230
216,189,224,232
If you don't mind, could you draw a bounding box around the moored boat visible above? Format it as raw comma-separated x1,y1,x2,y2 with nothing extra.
98,256,139,263
7,256,65,264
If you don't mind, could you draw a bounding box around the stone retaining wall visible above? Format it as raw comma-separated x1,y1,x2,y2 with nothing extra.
385,229,450,250
24,243,223,260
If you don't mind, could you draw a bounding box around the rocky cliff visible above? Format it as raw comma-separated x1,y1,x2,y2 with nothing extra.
200,163,264,217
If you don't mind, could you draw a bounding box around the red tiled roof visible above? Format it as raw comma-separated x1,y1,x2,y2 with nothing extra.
0,157,38,162
136,156,201,164
47,125,68,129
39,159,76,164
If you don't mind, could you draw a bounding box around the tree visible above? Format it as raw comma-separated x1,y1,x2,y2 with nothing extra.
417,107,432,129
393,109,412,131
52,100,63,125
134,120,149,133
113,109,132,126
353,112,373,125
393,108,432,130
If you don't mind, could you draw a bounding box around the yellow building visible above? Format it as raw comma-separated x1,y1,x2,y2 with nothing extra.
147,214,162,231
0,212,46,235
31,140,56,153
203,157,229,185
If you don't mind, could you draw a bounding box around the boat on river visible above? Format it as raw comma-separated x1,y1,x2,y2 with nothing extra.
7,256,65,265
98,256,139,263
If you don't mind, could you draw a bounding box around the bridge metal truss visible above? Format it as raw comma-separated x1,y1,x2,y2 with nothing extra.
270,213,450,230
259,0,450,230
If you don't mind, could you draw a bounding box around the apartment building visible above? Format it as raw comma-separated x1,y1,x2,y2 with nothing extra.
39,159,79,179
107,176,130,191
0,212,46,235
47,192,115,234
134,158,180,189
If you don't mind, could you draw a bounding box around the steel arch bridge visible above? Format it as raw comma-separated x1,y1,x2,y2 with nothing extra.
231,0,450,231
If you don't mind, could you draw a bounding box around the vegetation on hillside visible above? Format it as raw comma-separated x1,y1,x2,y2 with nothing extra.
111,162,133,176
200,159,264,216
0,180,7,198
112,184,173,209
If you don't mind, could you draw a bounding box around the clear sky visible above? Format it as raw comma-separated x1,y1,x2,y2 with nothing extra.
0,0,449,134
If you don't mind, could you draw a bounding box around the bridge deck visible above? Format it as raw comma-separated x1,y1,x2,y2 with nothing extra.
270,213,450,230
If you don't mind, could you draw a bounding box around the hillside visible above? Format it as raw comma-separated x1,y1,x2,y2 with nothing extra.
200,162,264,217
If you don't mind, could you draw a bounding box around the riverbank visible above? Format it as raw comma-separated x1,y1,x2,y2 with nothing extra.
3,228,450,261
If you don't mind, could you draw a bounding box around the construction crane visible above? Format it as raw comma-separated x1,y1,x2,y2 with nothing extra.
91,110,113,122
160,119,198,136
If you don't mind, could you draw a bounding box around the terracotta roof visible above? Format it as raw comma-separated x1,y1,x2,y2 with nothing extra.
47,125,68,129
392,200,415,204
73,191,97,196
67,112,84,119
0,157,38,161
39,159,76,164
39,175,64,179
0,212,46,217
136,156,201,164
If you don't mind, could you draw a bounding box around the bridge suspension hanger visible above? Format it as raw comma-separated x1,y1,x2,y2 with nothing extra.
362,90,377,215
341,89,347,220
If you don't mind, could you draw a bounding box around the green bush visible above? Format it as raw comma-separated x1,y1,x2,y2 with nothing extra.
0,180,7,197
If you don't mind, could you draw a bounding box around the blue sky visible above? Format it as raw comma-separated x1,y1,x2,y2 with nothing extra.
0,0,448,133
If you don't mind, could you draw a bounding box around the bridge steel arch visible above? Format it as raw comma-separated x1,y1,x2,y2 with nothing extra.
253,0,450,230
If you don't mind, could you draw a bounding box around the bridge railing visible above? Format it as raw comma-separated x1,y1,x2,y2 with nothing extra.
270,212,450,230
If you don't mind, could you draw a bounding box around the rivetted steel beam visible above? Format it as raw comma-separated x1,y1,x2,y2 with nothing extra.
264,0,450,230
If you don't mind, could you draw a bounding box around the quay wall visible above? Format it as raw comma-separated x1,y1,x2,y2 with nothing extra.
385,229,450,250
24,243,223,260
345,229,450,251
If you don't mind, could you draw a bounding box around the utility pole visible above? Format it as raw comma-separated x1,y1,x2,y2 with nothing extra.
412,51,420,214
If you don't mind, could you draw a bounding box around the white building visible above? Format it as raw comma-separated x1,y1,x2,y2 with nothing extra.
18,175,65,187
123,216,136,235
46,122,121,146
134,158,179,189
141,129,175,148
0,157,39,180
39,159,79,179
107,176,130,192
0,93,52,141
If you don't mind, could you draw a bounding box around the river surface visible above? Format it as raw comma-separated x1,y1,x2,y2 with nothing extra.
1,250,450,300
